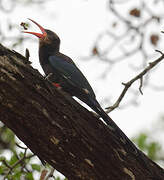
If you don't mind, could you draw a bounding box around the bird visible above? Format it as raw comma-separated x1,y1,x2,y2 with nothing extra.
23,18,113,126
23,19,140,154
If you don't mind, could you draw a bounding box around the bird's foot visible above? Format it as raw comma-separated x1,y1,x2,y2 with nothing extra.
44,73,53,80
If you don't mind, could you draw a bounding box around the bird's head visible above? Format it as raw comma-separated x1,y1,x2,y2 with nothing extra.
24,19,60,51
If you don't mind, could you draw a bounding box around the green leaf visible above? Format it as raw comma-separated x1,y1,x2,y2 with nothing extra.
0,165,5,174
133,133,148,150
31,164,41,172
8,153,19,166
56,177,62,180
19,152,24,159
25,172,34,180
54,177,67,180
25,154,33,164
0,126,16,151
147,142,161,160
0,156,6,161
13,171,22,180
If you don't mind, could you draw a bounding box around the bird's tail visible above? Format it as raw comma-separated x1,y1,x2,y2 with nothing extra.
86,98,141,153
83,97,113,126
85,98,138,153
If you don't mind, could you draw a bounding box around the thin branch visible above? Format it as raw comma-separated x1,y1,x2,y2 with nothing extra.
139,77,143,95
106,50,164,113
2,150,35,179
45,168,55,180
16,143,28,150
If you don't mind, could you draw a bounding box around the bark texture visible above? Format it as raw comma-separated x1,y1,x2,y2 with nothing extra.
0,44,164,180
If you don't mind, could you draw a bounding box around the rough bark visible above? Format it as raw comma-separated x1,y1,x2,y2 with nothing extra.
0,43,163,180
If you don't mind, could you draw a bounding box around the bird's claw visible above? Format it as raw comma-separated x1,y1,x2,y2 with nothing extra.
44,73,53,80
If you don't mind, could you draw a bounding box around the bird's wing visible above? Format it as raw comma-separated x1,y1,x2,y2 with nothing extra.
49,55,96,98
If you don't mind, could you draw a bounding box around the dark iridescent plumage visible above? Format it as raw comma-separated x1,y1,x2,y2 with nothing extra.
24,19,113,126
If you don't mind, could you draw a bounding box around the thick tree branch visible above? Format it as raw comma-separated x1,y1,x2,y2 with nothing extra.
0,44,164,180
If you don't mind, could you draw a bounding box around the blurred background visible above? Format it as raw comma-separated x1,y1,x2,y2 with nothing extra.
0,0,164,179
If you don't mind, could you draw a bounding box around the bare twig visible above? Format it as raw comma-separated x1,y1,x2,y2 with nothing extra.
106,51,164,113
2,160,11,169
139,77,143,95
16,143,28,150
2,149,35,179
81,0,164,111
45,168,55,180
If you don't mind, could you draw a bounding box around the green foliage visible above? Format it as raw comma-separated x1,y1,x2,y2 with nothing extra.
132,133,162,162
1,121,163,179
31,164,41,172
132,117,164,168
0,125,15,151
0,124,64,179
12,171,22,180
55,177,65,180
25,172,34,180
148,142,161,160
9,152,19,166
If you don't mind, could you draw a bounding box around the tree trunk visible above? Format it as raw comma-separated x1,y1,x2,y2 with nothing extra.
0,44,163,180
